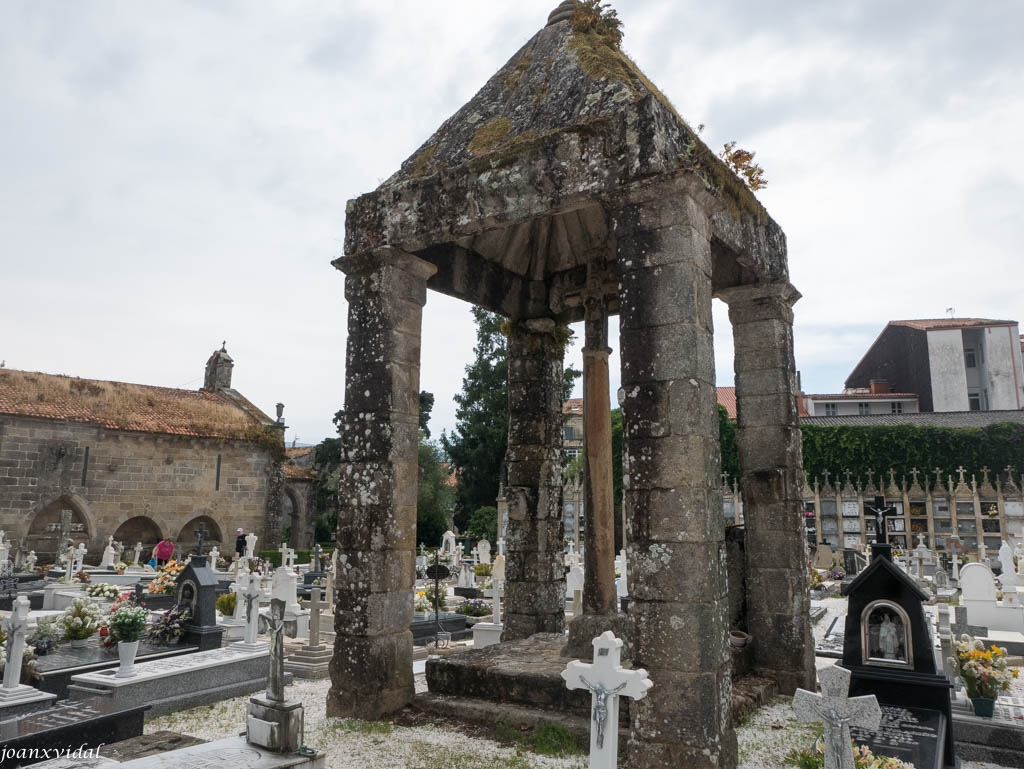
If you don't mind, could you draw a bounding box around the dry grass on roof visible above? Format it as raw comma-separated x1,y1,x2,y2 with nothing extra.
0,369,258,439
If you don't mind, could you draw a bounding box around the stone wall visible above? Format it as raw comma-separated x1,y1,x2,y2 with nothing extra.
0,414,277,560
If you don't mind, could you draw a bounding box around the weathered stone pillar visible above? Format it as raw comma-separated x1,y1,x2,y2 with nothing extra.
502,318,567,641
327,247,436,718
263,460,285,550
722,282,814,696
616,188,736,769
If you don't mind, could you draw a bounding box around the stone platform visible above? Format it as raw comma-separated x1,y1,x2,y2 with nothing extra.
951,694,1024,766
420,633,777,734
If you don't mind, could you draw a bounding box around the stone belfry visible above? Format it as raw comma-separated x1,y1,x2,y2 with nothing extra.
202,342,233,392
330,3,813,766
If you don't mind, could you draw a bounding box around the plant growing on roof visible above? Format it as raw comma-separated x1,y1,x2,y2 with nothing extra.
571,0,623,47
719,141,767,191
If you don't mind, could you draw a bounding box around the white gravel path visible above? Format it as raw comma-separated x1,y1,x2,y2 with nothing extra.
145,600,1022,769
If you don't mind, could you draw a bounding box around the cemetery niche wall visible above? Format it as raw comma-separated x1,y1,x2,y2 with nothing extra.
330,3,813,768
0,347,289,559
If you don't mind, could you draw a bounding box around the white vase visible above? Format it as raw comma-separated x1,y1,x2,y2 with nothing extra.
116,640,140,677
68,637,92,649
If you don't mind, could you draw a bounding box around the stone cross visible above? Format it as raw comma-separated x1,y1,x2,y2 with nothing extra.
2,596,30,691
793,664,882,769
132,542,142,567
562,631,652,769
74,543,87,571
306,587,325,650
271,566,302,618
245,532,258,560
63,544,76,584
492,579,503,624
209,546,220,567
58,509,73,551
956,466,967,485
311,544,324,572
258,598,296,704
497,538,505,557
240,572,264,647
194,522,207,556
278,543,295,569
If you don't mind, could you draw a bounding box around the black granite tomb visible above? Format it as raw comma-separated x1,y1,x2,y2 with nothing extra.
175,555,223,651
850,704,946,769
35,641,198,699
842,543,954,767
0,698,147,769
411,612,470,646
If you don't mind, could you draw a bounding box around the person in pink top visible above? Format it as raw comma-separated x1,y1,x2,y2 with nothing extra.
152,537,175,566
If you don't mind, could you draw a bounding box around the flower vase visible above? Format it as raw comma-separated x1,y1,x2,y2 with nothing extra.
116,640,140,678
970,696,996,717
69,637,91,649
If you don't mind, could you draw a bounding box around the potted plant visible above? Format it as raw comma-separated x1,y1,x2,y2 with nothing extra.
948,633,1019,716
107,605,150,677
59,597,104,647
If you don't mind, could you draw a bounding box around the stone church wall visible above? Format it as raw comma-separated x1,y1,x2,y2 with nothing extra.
0,413,276,560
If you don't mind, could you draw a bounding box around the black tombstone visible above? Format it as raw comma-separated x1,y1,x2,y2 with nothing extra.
175,555,224,651
841,543,954,768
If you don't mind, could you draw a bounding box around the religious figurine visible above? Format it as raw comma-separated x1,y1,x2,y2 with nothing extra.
879,615,899,660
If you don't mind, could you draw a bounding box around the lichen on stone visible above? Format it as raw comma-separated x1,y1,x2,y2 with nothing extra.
467,117,514,156
409,144,438,179
503,55,533,92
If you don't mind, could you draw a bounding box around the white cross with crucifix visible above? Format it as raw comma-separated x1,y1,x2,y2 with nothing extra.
793,664,882,769
279,542,296,569
562,631,652,769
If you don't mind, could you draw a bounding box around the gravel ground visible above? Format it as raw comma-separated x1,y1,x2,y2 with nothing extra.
145,600,1022,769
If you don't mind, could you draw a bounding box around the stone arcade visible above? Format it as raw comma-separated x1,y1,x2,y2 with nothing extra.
328,3,813,766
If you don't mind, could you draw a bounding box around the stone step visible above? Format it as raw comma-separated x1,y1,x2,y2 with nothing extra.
425,633,778,725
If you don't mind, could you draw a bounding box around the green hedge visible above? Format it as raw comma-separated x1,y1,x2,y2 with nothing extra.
720,421,1024,486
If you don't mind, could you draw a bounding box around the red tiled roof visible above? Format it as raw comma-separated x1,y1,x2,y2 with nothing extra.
0,368,268,439
284,464,316,480
890,318,1016,331
716,387,737,418
563,398,583,415
286,446,315,459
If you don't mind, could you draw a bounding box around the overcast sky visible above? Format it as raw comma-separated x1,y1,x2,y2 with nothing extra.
2,1,1021,446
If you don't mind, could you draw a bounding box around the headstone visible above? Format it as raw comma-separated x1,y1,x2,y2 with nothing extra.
233,571,268,651
815,544,835,570
248,598,303,753
475,539,491,566
999,541,1018,588
278,543,295,570
73,544,87,575
23,550,37,572
285,587,332,679
440,530,457,556
175,554,224,651
62,545,76,584
933,570,949,589
457,561,475,589
491,554,506,584
472,577,504,649
132,542,143,567
271,567,302,619
566,564,584,600
561,631,652,769
208,546,221,567
310,544,324,573
0,595,59,713
794,664,882,769
841,543,956,766
244,532,258,560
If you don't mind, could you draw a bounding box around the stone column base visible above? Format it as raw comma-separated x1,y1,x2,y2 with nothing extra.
563,614,630,661
247,695,304,753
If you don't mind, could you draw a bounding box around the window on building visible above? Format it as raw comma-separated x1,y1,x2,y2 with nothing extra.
965,348,977,368
891,402,903,414
858,403,871,416
824,403,838,416
564,426,575,441
968,391,981,411
565,448,581,459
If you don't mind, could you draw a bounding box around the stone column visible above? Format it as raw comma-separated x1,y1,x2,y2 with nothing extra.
581,298,617,616
327,247,436,719
263,460,285,551
616,188,735,769
502,318,567,641
722,282,814,696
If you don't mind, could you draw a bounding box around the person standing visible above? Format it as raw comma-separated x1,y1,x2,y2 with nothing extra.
153,537,175,567
235,527,247,560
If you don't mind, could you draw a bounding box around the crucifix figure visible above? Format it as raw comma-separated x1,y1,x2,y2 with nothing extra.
311,543,324,572
258,598,296,703
194,522,207,556
1,596,30,692
864,496,897,545
239,572,265,647
562,631,652,769
793,664,882,769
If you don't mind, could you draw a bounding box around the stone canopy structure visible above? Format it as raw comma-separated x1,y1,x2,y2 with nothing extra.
330,3,813,768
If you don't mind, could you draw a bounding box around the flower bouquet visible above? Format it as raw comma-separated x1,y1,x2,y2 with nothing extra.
114,560,128,574
60,597,104,642
107,606,150,644
948,634,1019,700
145,604,191,646
85,583,121,600
147,560,185,595
0,628,43,684
455,598,491,618
26,617,64,655
786,740,913,769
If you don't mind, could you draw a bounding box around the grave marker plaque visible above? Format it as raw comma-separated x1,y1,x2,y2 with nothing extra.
849,704,946,769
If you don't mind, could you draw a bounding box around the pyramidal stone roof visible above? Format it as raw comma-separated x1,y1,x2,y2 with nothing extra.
346,4,774,247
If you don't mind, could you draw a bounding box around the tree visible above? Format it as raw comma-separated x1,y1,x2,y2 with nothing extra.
417,439,453,547
465,506,498,543
443,307,581,532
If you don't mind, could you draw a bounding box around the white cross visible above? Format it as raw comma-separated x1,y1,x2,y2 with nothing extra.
306,587,325,650
2,596,30,691
562,632,652,769
279,542,295,569
239,572,264,647
793,665,882,769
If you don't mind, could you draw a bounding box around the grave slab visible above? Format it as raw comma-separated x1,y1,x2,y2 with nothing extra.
25,736,324,769
35,642,198,699
67,645,283,716
849,703,946,769
0,698,147,769
950,694,1024,767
